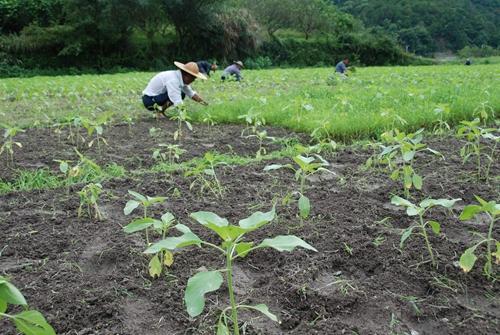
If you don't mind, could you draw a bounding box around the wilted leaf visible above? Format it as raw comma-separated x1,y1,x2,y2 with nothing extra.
185,271,223,317
263,164,284,171
128,190,146,202
163,250,174,267
400,226,414,248
420,198,461,209
258,235,317,252
149,254,162,278
459,247,478,273
246,304,278,322
391,196,413,208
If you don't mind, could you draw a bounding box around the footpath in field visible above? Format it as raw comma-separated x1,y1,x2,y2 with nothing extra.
1,120,498,334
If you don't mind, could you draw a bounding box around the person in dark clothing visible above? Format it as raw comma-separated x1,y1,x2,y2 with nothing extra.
335,58,349,77
197,61,218,77
465,58,471,66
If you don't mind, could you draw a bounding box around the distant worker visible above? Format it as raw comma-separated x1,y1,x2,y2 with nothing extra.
335,58,349,78
221,61,244,82
465,58,471,66
142,61,208,115
197,60,218,76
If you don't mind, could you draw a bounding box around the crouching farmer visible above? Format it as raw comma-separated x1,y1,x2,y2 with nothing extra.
142,61,208,116
221,61,244,82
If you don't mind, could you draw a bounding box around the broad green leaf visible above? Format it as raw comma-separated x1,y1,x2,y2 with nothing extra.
428,221,441,235
258,235,317,252
191,212,228,227
59,161,69,174
124,200,140,215
412,174,422,190
459,247,478,273
217,320,230,335
185,271,223,317
298,195,310,219
400,226,415,248
123,218,160,233
191,211,246,241
128,190,147,202
247,304,278,322
235,242,254,258
403,172,412,189
149,254,162,278
0,279,27,306
13,310,56,335
390,169,400,181
293,155,315,171
239,207,276,230
459,205,482,220
420,198,461,209
391,196,413,208
145,196,167,205
144,224,201,253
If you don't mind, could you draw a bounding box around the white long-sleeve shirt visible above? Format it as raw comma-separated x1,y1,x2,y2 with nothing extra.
142,70,196,106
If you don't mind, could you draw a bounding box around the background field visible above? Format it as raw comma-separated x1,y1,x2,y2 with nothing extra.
1,64,498,140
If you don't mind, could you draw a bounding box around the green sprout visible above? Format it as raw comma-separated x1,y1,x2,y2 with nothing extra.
124,212,176,278
376,129,442,198
456,119,499,181
458,196,499,280
391,196,461,268
432,104,451,135
264,154,333,221
238,109,266,137
144,207,317,334
0,275,55,335
170,105,193,141
0,125,25,165
152,143,186,165
123,190,167,245
78,183,104,221
185,152,227,199
245,129,275,158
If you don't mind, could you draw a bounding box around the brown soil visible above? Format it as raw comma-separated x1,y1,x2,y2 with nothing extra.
0,122,499,335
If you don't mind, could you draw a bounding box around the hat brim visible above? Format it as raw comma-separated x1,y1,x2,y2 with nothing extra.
233,61,244,68
174,61,207,80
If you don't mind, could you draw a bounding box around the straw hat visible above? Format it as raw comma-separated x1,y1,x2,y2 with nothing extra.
174,61,207,80
234,61,244,68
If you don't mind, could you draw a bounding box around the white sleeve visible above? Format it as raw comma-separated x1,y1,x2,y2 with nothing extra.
182,85,196,98
164,78,184,106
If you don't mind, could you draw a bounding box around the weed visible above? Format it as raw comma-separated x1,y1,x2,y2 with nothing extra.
153,143,186,165
0,125,24,165
185,152,227,199
456,119,499,181
169,105,192,141
78,183,104,221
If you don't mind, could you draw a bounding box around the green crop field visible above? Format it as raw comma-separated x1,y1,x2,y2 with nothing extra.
1,64,498,140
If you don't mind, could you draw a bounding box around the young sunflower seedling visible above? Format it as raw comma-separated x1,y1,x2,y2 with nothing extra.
0,275,55,335
456,119,499,181
124,212,176,278
0,125,24,165
170,105,193,141
391,195,461,268
144,207,317,334
153,143,186,165
432,104,451,135
264,154,333,222
458,196,499,279
377,129,442,198
245,130,275,158
123,190,167,245
238,109,266,137
185,152,227,199
78,182,104,221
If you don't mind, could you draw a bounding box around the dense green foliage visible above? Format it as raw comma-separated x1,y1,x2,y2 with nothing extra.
1,65,498,141
334,0,500,55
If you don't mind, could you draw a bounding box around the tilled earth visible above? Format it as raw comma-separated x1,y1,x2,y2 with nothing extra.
0,122,499,335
